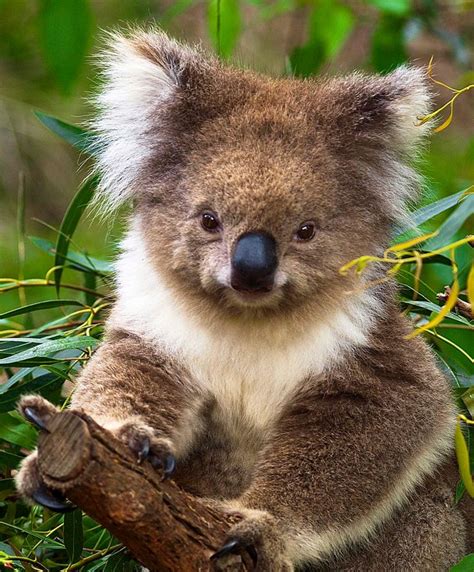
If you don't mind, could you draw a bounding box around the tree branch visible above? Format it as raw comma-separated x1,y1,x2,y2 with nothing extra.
437,286,473,320
36,410,250,572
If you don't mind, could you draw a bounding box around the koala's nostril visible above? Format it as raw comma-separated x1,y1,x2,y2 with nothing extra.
231,232,278,292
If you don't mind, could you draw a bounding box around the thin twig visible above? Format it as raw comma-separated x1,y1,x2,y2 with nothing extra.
437,286,473,320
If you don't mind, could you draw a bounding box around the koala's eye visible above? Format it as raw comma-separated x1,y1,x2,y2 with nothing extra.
201,211,221,233
295,221,316,242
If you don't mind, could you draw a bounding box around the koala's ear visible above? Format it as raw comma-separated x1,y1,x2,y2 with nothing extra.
320,66,432,154
90,29,213,213
318,67,432,221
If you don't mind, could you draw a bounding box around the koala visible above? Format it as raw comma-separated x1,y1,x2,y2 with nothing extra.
16,29,471,571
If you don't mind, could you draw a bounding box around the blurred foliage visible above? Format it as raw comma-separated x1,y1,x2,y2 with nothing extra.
0,0,473,570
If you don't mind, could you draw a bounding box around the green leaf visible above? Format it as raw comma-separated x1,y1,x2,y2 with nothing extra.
0,300,85,320
0,336,98,366
64,510,84,563
38,0,92,94
425,194,474,250
35,112,94,153
371,14,408,73
0,413,37,449
0,339,47,360
103,549,137,571
257,0,295,19
290,0,353,77
366,0,411,16
0,479,15,501
411,188,472,227
450,553,474,572
310,0,354,58
0,368,35,395
208,0,241,59
0,522,65,547
0,373,65,413
55,176,98,293
401,299,472,325
161,0,197,23
30,236,111,275
0,450,23,470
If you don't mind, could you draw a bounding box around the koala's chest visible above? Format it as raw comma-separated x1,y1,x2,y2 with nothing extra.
174,339,324,499
186,336,322,429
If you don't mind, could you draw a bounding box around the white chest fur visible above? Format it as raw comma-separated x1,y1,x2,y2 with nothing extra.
110,229,377,428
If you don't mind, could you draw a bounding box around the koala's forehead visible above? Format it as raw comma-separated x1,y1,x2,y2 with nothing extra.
180,110,336,221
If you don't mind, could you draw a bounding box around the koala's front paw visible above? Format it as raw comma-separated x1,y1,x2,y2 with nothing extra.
18,394,58,431
112,421,177,479
16,396,74,512
211,510,293,572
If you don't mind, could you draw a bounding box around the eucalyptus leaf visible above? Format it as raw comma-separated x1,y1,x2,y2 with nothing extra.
0,368,35,395
371,14,408,73
0,450,23,470
64,510,84,563
35,112,94,153
0,300,85,320
30,235,111,275
411,188,471,227
425,194,474,250
38,0,92,94
103,549,137,571
401,299,472,325
0,413,37,449
0,373,65,413
0,336,98,366
208,0,241,59
54,176,98,292
366,0,411,15
450,553,474,571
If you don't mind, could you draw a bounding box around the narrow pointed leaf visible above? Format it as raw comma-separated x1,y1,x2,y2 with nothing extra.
208,0,241,59
54,176,98,293
455,421,474,498
35,112,93,152
411,187,472,227
64,509,84,563
0,336,98,366
0,300,85,320
434,100,455,133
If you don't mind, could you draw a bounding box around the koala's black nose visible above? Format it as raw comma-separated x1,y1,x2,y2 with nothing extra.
231,232,278,292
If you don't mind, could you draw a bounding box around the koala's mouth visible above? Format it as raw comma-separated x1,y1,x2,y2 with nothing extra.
225,284,283,308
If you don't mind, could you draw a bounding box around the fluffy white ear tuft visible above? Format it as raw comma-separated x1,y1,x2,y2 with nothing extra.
89,29,206,214
383,66,433,152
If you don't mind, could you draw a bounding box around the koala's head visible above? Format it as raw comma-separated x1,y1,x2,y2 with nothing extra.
93,29,432,317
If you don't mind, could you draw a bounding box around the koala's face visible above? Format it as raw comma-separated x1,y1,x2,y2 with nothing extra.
140,121,380,313
94,30,431,316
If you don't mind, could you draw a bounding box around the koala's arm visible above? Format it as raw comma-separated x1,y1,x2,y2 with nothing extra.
15,330,201,506
70,330,201,459
224,342,455,568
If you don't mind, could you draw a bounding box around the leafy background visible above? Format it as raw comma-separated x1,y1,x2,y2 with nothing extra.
0,0,473,570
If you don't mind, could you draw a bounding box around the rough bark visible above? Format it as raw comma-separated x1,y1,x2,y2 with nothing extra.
36,410,250,572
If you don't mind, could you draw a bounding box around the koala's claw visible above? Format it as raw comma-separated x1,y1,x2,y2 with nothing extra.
136,436,150,464
211,538,258,568
23,406,50,432
32,483,75,513
151,452,176,480
114,422,177,479
211,538,242,560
